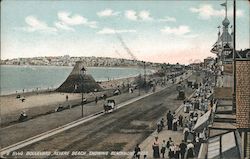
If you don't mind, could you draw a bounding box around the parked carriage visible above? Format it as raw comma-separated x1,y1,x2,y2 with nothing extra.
103,99,116,113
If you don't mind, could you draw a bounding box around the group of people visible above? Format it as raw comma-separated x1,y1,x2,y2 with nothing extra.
151,137,195,159
156,111,183,133
166,111,184,131
150,102,201,159
134,76,213,159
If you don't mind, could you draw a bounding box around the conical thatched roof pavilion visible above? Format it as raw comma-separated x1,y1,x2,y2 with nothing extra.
56,61,103,93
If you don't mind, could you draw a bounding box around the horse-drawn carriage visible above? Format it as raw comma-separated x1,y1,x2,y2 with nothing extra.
103,99,116,113
18,111,28,122
177,89,186,100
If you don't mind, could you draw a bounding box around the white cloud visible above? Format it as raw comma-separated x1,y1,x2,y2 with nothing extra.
97,28,136,34
23,16,57,33
54,21,74,31
125,10,138,21
125,10,153,21
57,11,98,28
158,16,176,22
58,12,86,25
190,4,244,19
161,25,190,35
97,9,120,17
139,10,153,21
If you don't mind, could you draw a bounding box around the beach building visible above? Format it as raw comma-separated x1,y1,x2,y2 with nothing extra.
56,61,103,93
198,1,250,158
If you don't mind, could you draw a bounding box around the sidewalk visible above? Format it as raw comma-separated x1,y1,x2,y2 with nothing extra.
139,90,196,159
138,73,214,159
139,107,188,158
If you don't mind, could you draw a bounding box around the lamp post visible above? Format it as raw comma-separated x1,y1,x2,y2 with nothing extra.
81,81,84,118
138,74,141,96
232,0,236,114
80,67,86,118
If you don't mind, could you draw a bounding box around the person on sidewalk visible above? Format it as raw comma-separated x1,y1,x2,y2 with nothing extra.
161,140,167,158
167,111,173,130
157,121,162,133
183,117,188,127
160,118,165,128
133,144,141,159
179,140,187,159
173,144,180,159
173,117,178,131
168,142,175,158
186,141,195,159
167,137,174,148
183,127,189,142
179,114,183,127
152,137,160,158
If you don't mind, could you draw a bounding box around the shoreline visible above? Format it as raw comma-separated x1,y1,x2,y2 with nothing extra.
0,65,156,96
0,73,156,126
0,76,137,97
0,64,158,69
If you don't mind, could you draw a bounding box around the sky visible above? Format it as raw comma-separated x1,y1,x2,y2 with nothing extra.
1,0,250,64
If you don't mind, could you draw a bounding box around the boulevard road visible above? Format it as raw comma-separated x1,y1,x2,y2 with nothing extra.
10,82,195,159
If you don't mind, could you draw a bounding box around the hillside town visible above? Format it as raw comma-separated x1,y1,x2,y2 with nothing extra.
0,55,161,68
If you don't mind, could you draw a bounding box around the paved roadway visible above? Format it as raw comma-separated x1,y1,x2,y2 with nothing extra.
6,80,195,159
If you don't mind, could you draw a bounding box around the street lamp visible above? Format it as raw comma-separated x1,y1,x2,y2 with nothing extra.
80,67,86,118
143,61,146,85
138,74,141,96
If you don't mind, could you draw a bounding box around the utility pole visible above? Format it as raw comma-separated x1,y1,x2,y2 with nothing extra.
143,61,146,85
81,81,84,118
232,0,236,114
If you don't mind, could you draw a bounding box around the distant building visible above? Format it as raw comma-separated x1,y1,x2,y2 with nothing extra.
210,3,233,64
203,57,214,69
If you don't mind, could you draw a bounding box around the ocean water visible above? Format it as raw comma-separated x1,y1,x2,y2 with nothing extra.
0,65,153,95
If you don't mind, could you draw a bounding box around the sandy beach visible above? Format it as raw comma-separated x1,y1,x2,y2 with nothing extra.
0,76,139,126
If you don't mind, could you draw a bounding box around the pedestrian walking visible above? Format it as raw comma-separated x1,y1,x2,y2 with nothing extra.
66,95,68,101
179,140,187,159
152,137,160,158
167,111,171,129
133,144,141,159
160,118,165,128
161,140,167,158
183,127,189,142
173,118,178,131
95,96,98,104
173,144,180,159
167,111,173,130
179,114,183,127
188,131,195,143
186,142,195,158
168,143,175,158
166,137,173,149
183,117,188,127
157,121,161,133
